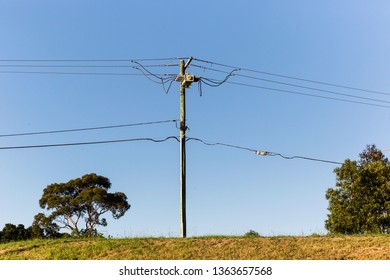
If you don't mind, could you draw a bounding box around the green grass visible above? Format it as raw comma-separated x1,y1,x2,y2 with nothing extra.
1,235,390,260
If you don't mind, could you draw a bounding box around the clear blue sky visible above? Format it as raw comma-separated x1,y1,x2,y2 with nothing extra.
0,0,389,237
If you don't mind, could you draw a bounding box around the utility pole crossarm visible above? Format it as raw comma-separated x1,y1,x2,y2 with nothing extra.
184,57,193,70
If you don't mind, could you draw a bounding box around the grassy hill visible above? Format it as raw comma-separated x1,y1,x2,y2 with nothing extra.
1,235,390,260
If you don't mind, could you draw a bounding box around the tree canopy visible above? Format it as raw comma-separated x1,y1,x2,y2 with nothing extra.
325,145,390,234
0,223,31,243
37,173,130,237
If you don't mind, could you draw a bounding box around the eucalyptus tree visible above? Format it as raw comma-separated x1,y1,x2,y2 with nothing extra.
37,173,130,237
326,145,390,234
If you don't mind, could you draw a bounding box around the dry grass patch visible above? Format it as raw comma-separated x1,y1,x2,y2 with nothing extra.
1,235,390,260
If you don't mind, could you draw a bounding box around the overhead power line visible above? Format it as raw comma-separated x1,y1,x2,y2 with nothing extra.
268,153,342,164
3,56,389,98
225,81,390,109
0,57,188,62
4,56,390,109
0,64,179,68
0,136,179,151
192,57,390,97
0,70,177,77
130,60,177,93
187,137,342,165
0,133,341,164
0,119,178,138
0,58,185,78
187,137,257,153
191,64,390,105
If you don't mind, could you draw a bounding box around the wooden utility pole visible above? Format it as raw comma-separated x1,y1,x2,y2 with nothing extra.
179,59,187,238
176,57,196,238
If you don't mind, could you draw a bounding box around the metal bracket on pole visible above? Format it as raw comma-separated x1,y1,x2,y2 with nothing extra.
175,73,200,88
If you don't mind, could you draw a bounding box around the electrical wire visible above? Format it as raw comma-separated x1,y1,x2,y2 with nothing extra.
0,128,342,164
191,62,390,107
0,58,185,79
130,65,174,84
4,56,389,108
187,137,342,165
0,119,178,138
0,136,179,150
130,60,177,93
195,68,241,96
0,64,179,68
0,70,177,77
187,137,257,152
192,57,390,97
191,64,390,105
225,81,390,109
199,68,240,87
269,153,342,165
0,57,188,62
0,61,179,78
4,56,389,97
0,56,351,165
